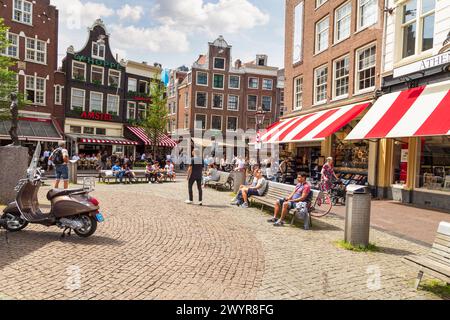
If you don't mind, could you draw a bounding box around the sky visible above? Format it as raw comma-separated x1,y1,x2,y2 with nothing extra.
50,0,286,70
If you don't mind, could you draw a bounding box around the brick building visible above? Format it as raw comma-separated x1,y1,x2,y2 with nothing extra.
168,36,279,142
0,0,64,148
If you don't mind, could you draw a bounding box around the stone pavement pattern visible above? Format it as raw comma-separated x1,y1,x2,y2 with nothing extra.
0,180,442,300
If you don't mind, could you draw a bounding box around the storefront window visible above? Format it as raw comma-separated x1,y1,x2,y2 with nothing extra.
392,139,409,185
418,136,450,192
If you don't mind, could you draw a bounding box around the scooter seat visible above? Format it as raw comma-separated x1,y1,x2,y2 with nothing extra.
46,188,86,201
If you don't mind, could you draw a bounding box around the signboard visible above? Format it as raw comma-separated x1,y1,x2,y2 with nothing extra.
293,2,304,64
74,54,123,70
393,52,450,78
81,112,113,121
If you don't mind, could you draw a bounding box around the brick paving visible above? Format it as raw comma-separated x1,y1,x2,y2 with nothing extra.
0,180,445,300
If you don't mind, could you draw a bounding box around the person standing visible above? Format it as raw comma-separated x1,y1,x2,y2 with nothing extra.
321,157,339,192
50,141,70,189
43,149,50,170
186,149,203,206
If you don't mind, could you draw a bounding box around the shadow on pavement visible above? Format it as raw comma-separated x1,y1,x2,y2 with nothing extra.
376,246,415,257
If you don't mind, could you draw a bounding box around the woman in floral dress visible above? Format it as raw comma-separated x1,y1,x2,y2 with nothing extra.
321,157,338,192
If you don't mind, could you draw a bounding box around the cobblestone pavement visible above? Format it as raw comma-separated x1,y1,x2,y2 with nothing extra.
0,180,443,300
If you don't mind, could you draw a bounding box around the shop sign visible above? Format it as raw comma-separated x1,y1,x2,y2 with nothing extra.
394,52,450,78
81,111,113,121
74,54,122,70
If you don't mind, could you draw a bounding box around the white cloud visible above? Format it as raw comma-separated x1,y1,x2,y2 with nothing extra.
109,24,190,54
116,4,144,22
153,0,270,35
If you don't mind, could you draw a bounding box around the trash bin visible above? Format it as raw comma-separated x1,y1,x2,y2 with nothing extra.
233,171,246,194
344,185,371,247
68,160,78,185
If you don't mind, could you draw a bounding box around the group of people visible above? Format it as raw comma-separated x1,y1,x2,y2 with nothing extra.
145,160,176,184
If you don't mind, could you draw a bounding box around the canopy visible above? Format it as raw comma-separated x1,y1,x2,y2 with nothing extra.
67,134,138,145
126,126,177,148
259,102,371,144
0,118,63,142
346,80,450,140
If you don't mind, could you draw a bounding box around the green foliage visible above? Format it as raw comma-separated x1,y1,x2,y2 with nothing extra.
334,240,380,252
420,280,450,299
0,18,20,120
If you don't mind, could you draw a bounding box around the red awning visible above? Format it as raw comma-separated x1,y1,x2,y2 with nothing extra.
259,102,371,144
79,137,139,145
126,126,177,148
347,80,450,140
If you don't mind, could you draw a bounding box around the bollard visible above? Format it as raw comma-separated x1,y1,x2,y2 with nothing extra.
233,171,246,194
68,160,78,185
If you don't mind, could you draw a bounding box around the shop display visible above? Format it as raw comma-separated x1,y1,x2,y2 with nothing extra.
335,173,368,186
419,137,450,192
333,140,369,171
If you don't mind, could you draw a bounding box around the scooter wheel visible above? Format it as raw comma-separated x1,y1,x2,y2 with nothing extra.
1,213,29,232
74,215,97,238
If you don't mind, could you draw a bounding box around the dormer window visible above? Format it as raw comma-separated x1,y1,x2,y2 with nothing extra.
92,42,105,60
13,0,32,25
214,57,226,70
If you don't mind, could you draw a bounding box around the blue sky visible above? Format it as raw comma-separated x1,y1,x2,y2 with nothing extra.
50,0,285,70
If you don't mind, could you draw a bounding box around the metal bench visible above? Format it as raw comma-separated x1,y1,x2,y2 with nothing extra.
404,221,450,290
251,182,320,228
205,171,232,190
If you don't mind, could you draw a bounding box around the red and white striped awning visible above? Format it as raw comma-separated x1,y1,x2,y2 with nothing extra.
79,138,139,145
346,80,450,140
126,126,177,148
259,102,371,144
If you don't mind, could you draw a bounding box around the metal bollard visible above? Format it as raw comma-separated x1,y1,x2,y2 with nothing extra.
344,185,371,247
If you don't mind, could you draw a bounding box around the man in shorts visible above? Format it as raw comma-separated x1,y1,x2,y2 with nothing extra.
50,141,70,189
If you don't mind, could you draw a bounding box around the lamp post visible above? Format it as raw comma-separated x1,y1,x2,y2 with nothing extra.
255,107,266,166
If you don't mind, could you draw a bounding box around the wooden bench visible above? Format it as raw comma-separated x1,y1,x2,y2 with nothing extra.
404,221,450,290
99,170,149,184
251,182,320,228
205,172,232,190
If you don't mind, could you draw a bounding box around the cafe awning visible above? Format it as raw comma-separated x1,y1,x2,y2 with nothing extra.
346,80,450,140
126,126,177,148
67,134,139,145
0,118,63,142
259,102,371,144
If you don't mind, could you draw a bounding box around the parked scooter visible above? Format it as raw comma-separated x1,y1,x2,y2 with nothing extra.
1,143,104,238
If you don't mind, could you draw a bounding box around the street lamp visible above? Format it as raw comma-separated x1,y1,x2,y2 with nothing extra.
255,107,266,166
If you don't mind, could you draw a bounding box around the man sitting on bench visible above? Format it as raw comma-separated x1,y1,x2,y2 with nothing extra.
231,169,267,208
268,172,312,228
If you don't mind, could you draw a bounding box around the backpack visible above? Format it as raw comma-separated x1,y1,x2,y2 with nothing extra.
52,148,64,165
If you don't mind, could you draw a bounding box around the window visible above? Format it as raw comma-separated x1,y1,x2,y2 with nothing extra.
25,75,45,105
26,38,46,64
358,0,377,30
72,62,86,81
211,115,222,131
228,95,239,111
90,92,103,112
108,70,121,88
184,113,189,129
314,65,328,104
84,127,95,135
196,92,207,108
213,74,224,89
262,96,272,112
92,42,105,60
334,56,350,98
227,117,238,132
185,92,189,108
335,2,351,43
96,128,106,135
212,94,224,109
356,44,376,92
0,33,19,58
138,103,147,120
316,0,328,8
196,72,208,86
71,88,85,111
294,77,303,110
54,85,63,105
91,66,104,85
139,81,148,94
229,75,240,89
70,126,82,134
127,102,136,120
13,0,32,25
107,95,119,116
128,78,137,92
214,57,225,70
315,16,329,53
401,0,435,59
195,114,207,130
262,79,274,90
248,77,259,89
247,95,257,111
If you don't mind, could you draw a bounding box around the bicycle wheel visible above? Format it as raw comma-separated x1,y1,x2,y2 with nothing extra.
310,192,333,217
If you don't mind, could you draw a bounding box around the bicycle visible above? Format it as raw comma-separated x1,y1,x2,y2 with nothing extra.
309,182,333,218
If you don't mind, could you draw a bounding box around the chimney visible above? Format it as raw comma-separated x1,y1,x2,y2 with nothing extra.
235,59,242,69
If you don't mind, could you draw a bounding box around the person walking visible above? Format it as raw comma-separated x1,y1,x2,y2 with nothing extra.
321,157,339,192
186,148,203,206
49,141,69,189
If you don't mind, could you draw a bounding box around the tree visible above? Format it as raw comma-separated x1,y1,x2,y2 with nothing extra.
141,82,169,157
0,18,21,145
